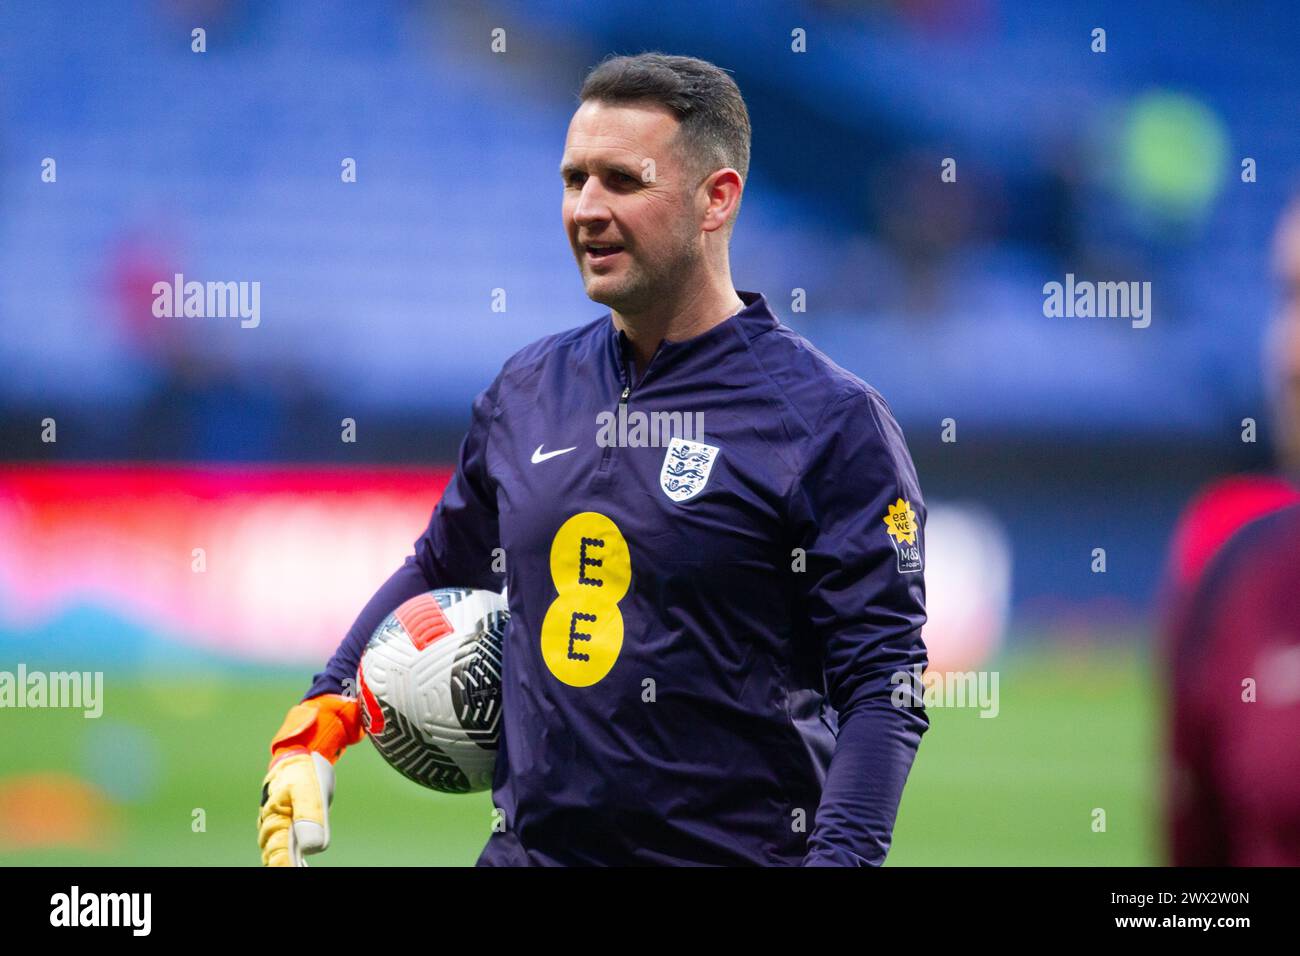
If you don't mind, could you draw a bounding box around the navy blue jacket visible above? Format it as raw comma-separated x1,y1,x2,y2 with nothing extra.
307,290,929,866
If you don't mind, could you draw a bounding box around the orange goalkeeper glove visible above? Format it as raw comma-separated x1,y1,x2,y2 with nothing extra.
257,694,364,867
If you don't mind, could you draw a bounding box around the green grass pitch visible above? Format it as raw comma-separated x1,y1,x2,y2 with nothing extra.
0,645,1158,866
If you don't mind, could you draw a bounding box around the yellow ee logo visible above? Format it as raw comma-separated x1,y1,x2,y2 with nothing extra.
540,511,631,687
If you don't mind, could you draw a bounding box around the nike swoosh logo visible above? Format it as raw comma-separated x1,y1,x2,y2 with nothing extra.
531,444,577,464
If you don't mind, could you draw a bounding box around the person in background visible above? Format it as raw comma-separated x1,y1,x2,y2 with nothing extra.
1161,194,1300,865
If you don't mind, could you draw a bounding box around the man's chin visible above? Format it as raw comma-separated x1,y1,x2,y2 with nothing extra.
582,276,631,309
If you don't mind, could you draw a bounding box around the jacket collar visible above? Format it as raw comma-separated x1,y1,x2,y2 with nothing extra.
606,290,777,388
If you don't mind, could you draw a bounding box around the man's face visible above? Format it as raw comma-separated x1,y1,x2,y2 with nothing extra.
560,99,703,311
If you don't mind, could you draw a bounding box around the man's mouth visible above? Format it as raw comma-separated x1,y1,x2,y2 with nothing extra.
584,243,625,260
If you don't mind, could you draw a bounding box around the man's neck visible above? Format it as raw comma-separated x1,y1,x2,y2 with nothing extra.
613,282,746,380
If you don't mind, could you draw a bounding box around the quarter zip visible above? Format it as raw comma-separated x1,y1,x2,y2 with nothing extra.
597,383,630,472
598,317,702,474
599,334,653,473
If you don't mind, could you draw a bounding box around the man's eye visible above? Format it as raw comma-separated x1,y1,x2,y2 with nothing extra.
563,171,636,188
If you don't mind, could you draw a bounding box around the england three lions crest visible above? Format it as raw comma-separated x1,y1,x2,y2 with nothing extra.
659,438,720,503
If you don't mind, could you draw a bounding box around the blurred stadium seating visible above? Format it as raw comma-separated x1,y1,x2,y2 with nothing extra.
3,0,1296,624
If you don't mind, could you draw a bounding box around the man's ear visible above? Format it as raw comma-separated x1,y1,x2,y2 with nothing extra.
699,167,743,235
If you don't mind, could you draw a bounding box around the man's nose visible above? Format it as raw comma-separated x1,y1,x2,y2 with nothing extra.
572,179,611,226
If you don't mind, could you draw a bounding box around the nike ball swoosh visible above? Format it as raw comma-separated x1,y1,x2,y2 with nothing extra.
531,445,577,464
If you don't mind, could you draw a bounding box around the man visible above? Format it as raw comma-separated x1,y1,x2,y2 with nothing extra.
258,53,929,867
1164,502,1300,865
1162,194,1300,864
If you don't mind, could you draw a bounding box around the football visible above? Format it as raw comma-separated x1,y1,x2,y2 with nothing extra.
356,587,508,793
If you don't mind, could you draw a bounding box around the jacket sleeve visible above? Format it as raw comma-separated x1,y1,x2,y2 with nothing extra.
788,389,930,866
303,373,505,700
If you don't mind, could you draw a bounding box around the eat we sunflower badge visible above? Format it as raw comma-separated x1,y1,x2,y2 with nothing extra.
882,498,923,574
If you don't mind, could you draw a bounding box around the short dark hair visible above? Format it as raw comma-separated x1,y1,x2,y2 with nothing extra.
579,53,750,224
